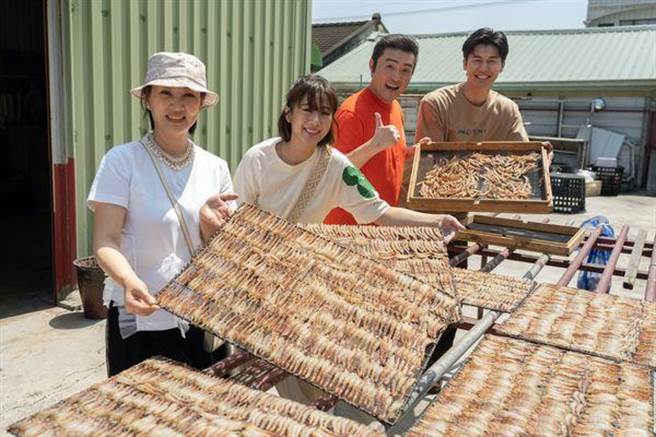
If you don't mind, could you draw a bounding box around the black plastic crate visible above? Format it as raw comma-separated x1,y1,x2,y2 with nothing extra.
591,166,623,196
550,172,585,214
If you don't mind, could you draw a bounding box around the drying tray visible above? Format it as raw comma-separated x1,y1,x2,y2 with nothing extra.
305,224,535,313
406,335,654,436
8,357,380,437
458,214,586,256
407,141,553,213
156,204,461,425
496,283,656,369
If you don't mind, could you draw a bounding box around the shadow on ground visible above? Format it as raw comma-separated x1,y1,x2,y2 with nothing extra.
49,311,103,330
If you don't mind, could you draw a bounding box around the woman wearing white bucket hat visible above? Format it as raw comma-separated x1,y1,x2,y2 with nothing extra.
87,52,237,376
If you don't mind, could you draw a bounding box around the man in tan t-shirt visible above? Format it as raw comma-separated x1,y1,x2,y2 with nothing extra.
414,28,528,370
415,27,528,142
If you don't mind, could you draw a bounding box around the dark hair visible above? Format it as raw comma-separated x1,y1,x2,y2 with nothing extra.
277,74,339,147
141,86,205,135
462,27,509,64
371,34,419,69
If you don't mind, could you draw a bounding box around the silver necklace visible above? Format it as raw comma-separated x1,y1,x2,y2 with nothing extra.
144,132,194,171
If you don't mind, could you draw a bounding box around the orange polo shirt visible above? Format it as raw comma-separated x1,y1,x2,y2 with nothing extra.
324,87,407,225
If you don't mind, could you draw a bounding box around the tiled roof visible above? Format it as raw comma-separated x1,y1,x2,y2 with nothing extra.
312,20,370,55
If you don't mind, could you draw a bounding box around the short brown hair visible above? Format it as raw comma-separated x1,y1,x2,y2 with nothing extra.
371,34,418,70
277,74,339,147
462,28,509,64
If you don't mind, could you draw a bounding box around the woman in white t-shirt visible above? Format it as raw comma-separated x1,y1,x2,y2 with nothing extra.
232,74,464,232
226,74,464,409
88,52,236,376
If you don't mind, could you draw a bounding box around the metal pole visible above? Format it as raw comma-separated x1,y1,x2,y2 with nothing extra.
646,233,656,302
387,252,552,434
251,367,289,391
557,226,603,287
480,247,514,273
204,350,254,377
595,225,629,294
449,243,482,267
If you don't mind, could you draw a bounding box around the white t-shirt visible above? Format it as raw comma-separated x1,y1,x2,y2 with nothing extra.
87,138,235,332
233,137,390,224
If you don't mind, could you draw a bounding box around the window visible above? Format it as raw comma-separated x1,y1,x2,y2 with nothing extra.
619,18,656,25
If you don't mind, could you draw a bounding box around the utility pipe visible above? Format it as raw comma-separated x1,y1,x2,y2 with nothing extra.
557,226,603,287
594,225,629,294
646,233,656,302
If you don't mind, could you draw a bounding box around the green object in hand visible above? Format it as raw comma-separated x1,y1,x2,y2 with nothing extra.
342,166,376,199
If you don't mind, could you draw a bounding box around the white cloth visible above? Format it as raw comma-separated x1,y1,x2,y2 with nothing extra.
87,138,235,332
233,137,390,224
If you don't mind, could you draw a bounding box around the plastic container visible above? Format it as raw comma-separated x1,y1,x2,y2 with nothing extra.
586,180,602,197
591,166,623,196
550,172,585,214
73,256,108,320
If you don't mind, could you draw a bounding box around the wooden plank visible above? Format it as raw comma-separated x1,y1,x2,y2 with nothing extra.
418,141,549,153
470,215,580,236
409,197,553,214
466,223,571,243
407,141,553,214
456,215,585,256
407,140,422,206
623,229,647,290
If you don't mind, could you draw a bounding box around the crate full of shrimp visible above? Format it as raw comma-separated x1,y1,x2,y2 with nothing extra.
407,141,553,213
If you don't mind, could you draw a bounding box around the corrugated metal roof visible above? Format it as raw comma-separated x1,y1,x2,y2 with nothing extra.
318,26,656,93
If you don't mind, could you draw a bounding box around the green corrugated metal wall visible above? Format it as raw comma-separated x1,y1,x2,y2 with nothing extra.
66,0,311,256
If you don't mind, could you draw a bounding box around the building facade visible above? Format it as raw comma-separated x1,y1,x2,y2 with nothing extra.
2,0,312,301
586,0,656,27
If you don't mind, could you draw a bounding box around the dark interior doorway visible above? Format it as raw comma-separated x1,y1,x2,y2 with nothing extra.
0,0,53,317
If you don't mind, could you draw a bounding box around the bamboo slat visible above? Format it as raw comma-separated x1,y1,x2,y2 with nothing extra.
8,358,380,437
407,335,654,436
156,204,461,423
497,283,656,368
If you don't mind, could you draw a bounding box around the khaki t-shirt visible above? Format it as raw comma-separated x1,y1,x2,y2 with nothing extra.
415,82,528,143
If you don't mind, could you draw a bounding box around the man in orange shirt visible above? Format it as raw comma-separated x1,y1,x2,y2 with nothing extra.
324,34,427,225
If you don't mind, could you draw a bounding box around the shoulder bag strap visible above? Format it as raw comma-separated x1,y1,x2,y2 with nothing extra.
140,139,195,257
286,145,332,223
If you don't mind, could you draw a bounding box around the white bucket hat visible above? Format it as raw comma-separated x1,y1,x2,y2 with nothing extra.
130,52,219,107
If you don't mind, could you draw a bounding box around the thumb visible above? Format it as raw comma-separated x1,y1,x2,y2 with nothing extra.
374,112,382,128
219,192,239,202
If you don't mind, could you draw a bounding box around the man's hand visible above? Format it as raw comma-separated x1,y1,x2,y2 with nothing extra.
199,192,239,243
406,136,432,159
438,214,466,243
124,276,159,316
370,112,400,152
540,142,554,167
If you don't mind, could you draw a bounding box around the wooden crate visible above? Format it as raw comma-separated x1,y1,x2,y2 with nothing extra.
458,214,586,256
407,141,553,213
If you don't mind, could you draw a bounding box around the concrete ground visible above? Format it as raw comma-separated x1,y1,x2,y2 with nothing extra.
1,194,654,435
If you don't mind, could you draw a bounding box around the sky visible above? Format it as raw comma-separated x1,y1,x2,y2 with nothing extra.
312,0,590,34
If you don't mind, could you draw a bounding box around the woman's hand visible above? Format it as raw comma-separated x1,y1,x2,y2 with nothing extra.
199,192,239,243
438,214,466,243
124,276,159,316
